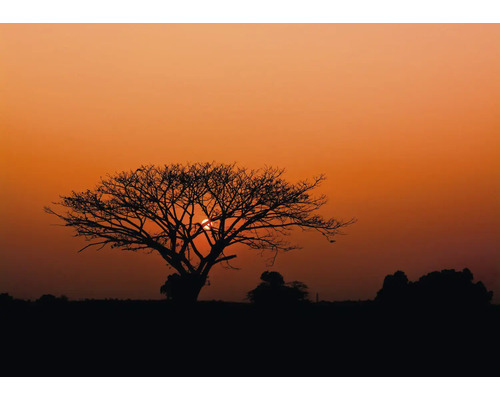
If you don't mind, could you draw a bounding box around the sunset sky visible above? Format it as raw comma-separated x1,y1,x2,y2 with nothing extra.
1,24,499,302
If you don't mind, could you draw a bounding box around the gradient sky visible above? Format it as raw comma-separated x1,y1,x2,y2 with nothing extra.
1,24,499,302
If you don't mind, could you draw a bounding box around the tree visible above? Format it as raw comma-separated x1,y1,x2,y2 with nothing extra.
413,268,493,308
375,270,410,304
45,163,354,303
375,268,493,309
247,271,309,306
0,293,14,306
36,294,69,305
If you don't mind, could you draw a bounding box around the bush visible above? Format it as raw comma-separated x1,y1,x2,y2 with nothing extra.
247,271,309,306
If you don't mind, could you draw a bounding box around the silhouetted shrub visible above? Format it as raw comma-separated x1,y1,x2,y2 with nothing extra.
36,294,69,305
247,271,309,306
376,268,493,309
0,293,14,306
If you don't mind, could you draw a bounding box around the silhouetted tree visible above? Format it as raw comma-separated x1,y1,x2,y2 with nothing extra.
46,163,354,304
260,270,285,287
413,268,492,308
376,270,410,305
247,271,309,306
376,268,493,309
0,293,14,306
37,294,69,305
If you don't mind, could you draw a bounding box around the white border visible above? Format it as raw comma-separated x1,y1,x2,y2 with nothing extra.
0,0,499,23
1,378,500,400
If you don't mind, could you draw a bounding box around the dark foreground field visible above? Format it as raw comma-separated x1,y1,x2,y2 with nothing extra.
2,300,499,376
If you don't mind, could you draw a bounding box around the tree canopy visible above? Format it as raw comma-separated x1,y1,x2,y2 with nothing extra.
46,162,354,302
376,268,493,308
247,271,309,306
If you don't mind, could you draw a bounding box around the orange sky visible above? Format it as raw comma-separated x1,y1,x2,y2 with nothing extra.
1,24,499,302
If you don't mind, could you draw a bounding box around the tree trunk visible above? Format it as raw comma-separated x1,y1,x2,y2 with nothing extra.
162,273,206,304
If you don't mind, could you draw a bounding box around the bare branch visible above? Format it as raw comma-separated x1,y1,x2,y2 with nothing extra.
45,162,355,283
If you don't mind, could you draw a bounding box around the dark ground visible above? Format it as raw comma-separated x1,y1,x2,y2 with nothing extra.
1,300,499,376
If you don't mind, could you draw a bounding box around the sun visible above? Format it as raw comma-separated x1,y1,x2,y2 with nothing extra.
201,219,212,231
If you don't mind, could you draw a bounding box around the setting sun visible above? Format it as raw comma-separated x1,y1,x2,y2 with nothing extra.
201,219,212,231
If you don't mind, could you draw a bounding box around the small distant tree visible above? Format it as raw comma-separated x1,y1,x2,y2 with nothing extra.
247,271,309,306
0,293,14,306
46,163,354,304
36,294,69,305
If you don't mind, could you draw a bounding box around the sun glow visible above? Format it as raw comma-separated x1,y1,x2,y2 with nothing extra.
201,219,212,231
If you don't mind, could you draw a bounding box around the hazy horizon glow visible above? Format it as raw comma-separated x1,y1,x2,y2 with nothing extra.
1,24,498,302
